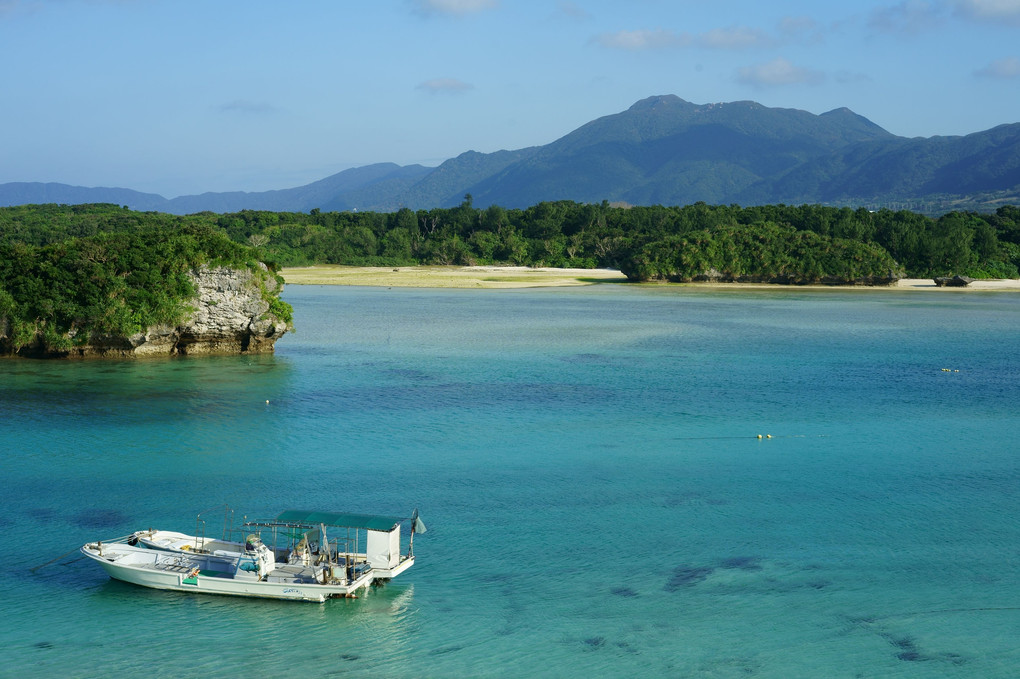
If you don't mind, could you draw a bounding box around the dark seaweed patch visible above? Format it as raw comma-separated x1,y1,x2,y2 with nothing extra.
943,653,967,666
583,636,606,649
381,368,433,381
338,654,359,661
429,645,464,656
886,635,928,662
665,565,713,591
610,586,638,597
561,353,609,364
34,641,53,650
73,508,129,530
26,508,57,523
890,636,915,649
719,556,761,571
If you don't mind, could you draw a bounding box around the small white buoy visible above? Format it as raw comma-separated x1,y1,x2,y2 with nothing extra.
757,434,763,439
766,434,772,439
265,400,270,404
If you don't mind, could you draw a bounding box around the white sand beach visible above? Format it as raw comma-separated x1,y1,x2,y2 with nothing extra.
893,278,1020,290
280,265,629,288
280,266,1020,291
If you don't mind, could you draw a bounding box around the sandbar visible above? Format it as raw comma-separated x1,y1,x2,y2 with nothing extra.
280,266,1020,291
280,266,628,288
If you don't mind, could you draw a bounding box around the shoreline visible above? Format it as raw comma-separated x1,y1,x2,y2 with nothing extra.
280,265,1020,291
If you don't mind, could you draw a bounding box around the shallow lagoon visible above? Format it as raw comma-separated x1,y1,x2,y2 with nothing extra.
2,284,1019,677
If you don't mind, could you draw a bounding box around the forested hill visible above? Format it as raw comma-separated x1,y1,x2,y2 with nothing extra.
2,96,1018,215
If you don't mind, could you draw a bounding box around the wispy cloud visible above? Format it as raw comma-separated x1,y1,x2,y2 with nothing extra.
411,0,497,16
700,26,774,49
952,0,1020,25
736,57,825,87
218,100,279,115
834,70,873,84
0,0,41,17
867,0,944,34
777,15,821,39
865,0,1020,31
975,56,1020,78
416,78,475,94
556,1,589,22
592,28,690,50
2,0,140,18
593,18,823,52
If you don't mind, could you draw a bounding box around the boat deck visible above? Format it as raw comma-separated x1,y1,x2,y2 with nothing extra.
265,564,321,584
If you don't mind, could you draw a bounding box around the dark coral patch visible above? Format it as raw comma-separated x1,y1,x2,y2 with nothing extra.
719,556,761,570
73,508,130,530
665,565,713,591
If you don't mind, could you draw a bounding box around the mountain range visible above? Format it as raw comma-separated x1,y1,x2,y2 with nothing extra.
3,95,1018,215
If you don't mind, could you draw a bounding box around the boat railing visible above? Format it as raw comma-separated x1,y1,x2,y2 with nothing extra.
194,504,234,551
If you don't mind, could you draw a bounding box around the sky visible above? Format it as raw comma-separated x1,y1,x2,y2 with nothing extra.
2,0,1019,198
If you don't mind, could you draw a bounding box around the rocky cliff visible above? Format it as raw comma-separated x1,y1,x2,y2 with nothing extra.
1,264,289,358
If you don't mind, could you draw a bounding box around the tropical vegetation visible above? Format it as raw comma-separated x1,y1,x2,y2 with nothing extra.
0,207,289,353
1,200,1018,352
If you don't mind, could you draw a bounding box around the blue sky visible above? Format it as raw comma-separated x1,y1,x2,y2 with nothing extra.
2,0,1019,198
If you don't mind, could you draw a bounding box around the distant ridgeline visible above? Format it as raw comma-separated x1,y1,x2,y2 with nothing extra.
0,205,293,357
1,201,1019,347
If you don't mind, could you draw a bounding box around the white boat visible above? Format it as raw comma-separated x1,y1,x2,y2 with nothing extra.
128,505,283,557
83,509,425,602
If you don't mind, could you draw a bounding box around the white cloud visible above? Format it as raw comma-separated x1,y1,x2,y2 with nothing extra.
416,78,475,94
953,0,1020,24
411,0,497,16
975,56,1020,77
557,1,589,21
699,26,774,49
867,1,944,34
834,70,873,84
736,57,825,87
777,15,820,39
218,100,278,115
592,29,690,50
0,0,39,17
594,17,822,52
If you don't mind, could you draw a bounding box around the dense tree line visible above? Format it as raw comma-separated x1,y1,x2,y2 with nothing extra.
1,201,1018,342
0,213,290,353
202,198,1018,280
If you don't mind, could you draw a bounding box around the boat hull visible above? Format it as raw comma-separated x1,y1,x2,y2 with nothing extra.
81,543,371,603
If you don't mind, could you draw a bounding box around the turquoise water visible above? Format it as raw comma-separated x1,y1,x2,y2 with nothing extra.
2,284,1019,678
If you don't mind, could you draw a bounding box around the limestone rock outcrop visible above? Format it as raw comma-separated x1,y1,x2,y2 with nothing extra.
933,275,974,287
2,264,289,358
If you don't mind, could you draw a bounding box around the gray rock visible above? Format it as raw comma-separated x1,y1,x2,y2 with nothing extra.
7,264,289,358
933,275,974,287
